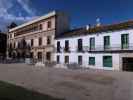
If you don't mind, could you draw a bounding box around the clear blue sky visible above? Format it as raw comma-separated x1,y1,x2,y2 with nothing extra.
33,0,133,28
1,0,133,31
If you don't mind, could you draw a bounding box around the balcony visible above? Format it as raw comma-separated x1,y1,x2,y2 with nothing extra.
76,46,84,53
55,44,133,53
64,47,71,53
83,44,133,53
31,45,53,50
57,47,61,53
56,46,71,53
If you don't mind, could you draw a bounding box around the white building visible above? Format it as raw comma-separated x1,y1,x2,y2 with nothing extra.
54,21,133,71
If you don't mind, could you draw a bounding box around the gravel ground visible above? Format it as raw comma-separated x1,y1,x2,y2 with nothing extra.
0,64,133,100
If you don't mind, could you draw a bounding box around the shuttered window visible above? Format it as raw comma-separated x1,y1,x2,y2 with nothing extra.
103,56,112,67
121,34,129,49
90,38,95,50
104,36,110,49
89,57,95,65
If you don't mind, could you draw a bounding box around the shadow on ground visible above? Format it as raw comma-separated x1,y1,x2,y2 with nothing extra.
0,81,64,100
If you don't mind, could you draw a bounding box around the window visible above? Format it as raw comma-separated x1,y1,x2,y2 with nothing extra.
14,42,16,48
57,41,61,52
30,52,33,58
65,56,69,64
47,36,51,45
17,42,20,48
90,37,95,50
121,34,129,49
39,37,42,46
65,40,69,52
47,21,52,29
10,34,12,38
78,39,83,52
104,36,110,50
8,43,10,49
9,43,12,49
46,52,51,61
103,56,112,67
89,57,95,65
37,52,42,60
31,39,34,47
78,56,82,65
39,24,42,30
10,43,12,49
57,55,60,64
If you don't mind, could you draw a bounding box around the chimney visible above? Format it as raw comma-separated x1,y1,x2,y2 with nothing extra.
96,18,101,27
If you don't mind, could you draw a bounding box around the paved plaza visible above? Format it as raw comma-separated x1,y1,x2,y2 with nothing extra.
0,64,133,100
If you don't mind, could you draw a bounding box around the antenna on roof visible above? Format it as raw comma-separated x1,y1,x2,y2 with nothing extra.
96,18,101,27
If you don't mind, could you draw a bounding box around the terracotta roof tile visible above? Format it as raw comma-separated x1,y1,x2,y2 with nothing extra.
56,20,133,39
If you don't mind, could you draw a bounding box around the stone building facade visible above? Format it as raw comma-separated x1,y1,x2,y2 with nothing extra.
7,11,69,62
0,32,7,59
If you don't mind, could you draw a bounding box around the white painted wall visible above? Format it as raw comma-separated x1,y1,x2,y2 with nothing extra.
54,29,133,70
55,53,120,70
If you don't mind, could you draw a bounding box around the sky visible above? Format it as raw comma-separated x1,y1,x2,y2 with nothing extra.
1,0,133,32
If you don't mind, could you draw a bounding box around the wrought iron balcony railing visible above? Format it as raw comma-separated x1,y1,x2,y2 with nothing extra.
83,44,133,52
56,44,133,53
56,47,71,53
64,47,71,53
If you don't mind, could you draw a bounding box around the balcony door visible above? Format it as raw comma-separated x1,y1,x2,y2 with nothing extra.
65,40,69,52
57,41,61,52
46,52,51,62
90,38,95,50
104,36,110,50
78,39,83,52
121,34,129,49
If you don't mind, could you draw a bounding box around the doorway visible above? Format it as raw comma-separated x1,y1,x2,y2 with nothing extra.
46,52,51,62
122,57,133,71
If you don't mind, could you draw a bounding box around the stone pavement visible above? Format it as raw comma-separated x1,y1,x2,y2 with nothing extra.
0,64,133,100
